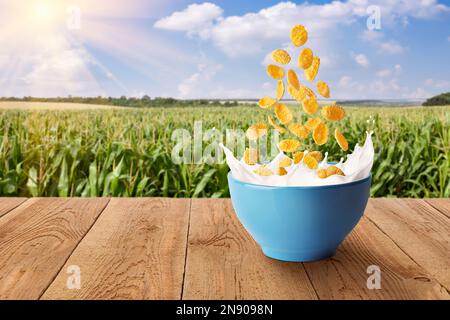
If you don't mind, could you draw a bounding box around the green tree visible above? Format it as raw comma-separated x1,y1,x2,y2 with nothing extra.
423,92,450,106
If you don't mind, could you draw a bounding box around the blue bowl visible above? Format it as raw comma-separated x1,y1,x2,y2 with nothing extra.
228,172,371,262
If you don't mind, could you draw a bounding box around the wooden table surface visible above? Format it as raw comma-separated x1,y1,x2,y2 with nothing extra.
0,198,448,300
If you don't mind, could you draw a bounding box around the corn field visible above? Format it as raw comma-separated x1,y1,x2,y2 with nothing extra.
0,105,448,198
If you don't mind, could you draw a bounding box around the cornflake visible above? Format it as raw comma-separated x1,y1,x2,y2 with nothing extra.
287,69,300,90
302,85,316,99
308,151,323,162
276,167,288,176
303,154,318,169
254,165,274,176
317,81,330,98
326,165,345,177
290,25,308,47
278,139,301,152
302,98,319,115
298,48,313,69
272,49,291,65
317,169,328,179
304,57,320,82
267,64,285,80
258,96,276,108
322,105,345,121
288,123,310,139
288,85,306,102
275,103,293,125
279,157,293,168
334,128,349,151
313,122,329,145
305,117,322,130
276,80,285,100
293,151,304,164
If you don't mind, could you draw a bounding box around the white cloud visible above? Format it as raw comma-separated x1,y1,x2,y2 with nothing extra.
129,90,146,99
210,87,255,99
389,78,401,91
153,1,353,57
362,0,450,26
435,81,450,89
361,31,405,55
379,40,404,54
338,76,353,87
394,0,450,18
401,16,409,27
360,30,384,42
320,54,333,67
376,69,391,78
0,33,105,97
424,78,450,89
177,62,222,98
335,75,368,98
425,78,434,86
105,71,114,79
376,64,401,77
324,74,442,100
374,79,402,94
156,1,449,57
262,81,275,91
364,78,403,97
262,52,273,66
405,87,429,99
0,0,201,97
154,1,449,99
211,81,278,99
335,69,435,99
352,53,369,67
22,46,98,95
154,2,223,39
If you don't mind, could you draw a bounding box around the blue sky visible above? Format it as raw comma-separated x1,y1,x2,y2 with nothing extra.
1,0,449,99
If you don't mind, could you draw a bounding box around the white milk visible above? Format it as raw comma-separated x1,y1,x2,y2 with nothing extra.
221,132,374,187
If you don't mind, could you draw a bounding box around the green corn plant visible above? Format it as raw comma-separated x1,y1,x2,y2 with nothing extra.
0,105,447,198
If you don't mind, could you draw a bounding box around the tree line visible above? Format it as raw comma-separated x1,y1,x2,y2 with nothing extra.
0,96,241,107
422,92,450,106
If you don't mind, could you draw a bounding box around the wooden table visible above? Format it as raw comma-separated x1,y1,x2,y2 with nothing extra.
0,198,448,300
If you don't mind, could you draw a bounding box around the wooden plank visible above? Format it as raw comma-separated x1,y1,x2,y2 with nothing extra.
0,198,28,218
425,198,450,218
182,199,318,300
41,198,190,300
0,198,109,300
303,214,449,299
365,198,450,291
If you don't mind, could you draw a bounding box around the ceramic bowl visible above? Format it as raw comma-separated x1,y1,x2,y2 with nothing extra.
228,172,371,262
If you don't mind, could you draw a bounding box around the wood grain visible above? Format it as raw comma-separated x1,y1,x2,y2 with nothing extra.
425,198,450,218
1,197,449,300
0,198,109,299
303,215,449,299
41,198,190,300
182,199,318,300
0,198,28,218
366,198,450,291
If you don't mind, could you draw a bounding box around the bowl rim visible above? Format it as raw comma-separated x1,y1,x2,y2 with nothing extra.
228,171,372,190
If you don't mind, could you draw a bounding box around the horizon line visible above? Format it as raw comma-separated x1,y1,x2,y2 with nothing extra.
0,96,429,101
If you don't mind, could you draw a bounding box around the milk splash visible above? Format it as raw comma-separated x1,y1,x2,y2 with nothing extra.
221,132,374,187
